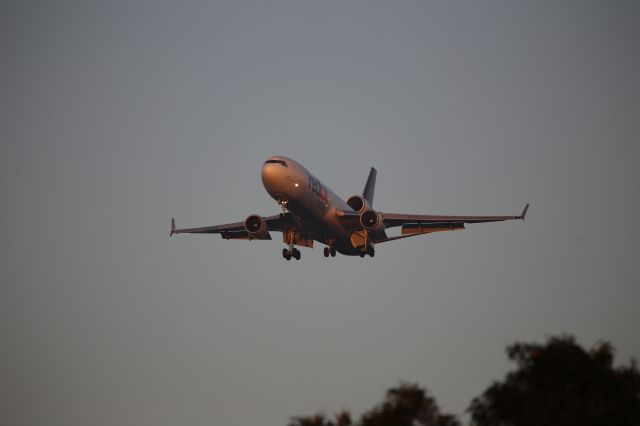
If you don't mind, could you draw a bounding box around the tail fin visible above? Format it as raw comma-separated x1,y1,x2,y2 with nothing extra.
170,218,176,236
363,167,377,205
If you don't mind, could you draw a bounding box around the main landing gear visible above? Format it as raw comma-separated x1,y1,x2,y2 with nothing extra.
283,247,301,261
282,229,301,261
323,247,336,257
323,238,337,258
359,245,375,258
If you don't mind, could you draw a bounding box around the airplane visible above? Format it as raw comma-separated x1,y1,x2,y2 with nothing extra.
171,156,528,260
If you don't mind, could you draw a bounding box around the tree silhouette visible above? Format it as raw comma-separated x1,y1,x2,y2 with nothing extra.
287,410,352,426
288,335,639,426
360,384,460,426
468,335,640,426
288,383,459,426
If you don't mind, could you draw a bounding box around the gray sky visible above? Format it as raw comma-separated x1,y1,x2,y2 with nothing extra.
2,1,639,425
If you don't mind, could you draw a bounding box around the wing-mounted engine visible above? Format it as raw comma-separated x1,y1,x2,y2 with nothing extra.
349,209,386,255
360,209,385,234
244,215,272,240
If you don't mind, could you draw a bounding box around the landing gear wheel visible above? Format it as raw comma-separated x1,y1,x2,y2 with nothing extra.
324,247,330,257
367,246,375,257
359,252,365,258
330,248,336,257
283,248,293,260
293,248,301,260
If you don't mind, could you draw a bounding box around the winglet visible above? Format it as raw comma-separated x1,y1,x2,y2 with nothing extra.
170,218,176,236
519,203,529,220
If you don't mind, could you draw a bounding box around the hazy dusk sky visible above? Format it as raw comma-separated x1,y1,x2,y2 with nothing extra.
2,2,639,425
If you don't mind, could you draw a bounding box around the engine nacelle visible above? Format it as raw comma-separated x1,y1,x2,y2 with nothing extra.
360,209,385,233
347,195,371,212
244,214,269,239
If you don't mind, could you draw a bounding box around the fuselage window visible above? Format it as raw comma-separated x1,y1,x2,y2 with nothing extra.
265,159,288,167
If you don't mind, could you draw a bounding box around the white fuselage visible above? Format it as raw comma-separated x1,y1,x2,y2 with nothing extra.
261,156,362,255
172,156,526,259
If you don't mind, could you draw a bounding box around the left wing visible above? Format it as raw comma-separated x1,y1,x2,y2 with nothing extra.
170,214,288,240
376,203,528,243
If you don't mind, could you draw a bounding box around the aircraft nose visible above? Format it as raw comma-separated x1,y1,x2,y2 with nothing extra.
261,162,283,195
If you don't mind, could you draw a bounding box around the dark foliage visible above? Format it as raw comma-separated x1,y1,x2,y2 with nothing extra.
360,384,460,426
468,335,640,426
288,335,639,426
289,383,460,426
287,411,352,426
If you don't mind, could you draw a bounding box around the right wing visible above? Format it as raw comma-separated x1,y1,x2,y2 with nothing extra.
375,203,528,243
170,214,288,240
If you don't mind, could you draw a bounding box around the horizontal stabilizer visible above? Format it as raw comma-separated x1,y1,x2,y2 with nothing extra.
519,203,530,220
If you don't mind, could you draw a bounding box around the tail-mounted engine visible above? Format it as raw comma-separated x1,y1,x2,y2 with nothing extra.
349,195,385,232
347,195,370,213
244,214,271,240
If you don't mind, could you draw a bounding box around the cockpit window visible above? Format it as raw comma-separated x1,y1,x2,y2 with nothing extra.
264,159,288,167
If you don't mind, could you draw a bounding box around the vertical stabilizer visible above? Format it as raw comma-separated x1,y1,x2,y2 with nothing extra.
363,167,377,206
